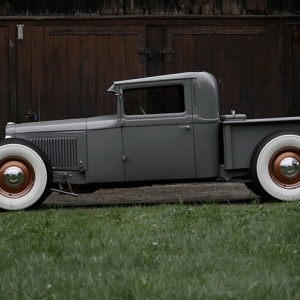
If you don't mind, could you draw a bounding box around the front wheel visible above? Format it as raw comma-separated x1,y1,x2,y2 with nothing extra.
250,131,300,201
0,138,53,210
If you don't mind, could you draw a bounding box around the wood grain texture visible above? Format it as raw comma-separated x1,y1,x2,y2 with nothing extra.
0,26,9,139
0,17,299,138
0,0,299,15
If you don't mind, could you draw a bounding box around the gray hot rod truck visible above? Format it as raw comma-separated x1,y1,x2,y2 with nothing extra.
1,72,300,210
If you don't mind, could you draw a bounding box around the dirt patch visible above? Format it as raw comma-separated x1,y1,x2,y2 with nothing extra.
43,181,257,208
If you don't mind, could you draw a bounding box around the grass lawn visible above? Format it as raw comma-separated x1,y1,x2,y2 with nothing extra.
0,201,299,300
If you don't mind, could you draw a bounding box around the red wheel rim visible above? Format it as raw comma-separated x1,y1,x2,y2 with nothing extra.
269,147,300,189
0,157,35,198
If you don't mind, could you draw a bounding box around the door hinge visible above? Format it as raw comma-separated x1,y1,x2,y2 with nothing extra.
157,46,175,63
135,47,152,63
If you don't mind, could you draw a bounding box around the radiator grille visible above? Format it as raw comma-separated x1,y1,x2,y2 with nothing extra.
28,137,78,168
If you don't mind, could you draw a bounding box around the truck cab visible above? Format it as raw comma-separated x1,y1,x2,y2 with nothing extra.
104,72,220,182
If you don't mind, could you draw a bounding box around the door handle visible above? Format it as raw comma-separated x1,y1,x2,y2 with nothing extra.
179,125,191,131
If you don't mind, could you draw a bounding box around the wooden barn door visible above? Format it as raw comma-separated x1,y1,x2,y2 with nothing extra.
286,24,300,117
4,21,298,136
14,25,147,123
152,25,286,118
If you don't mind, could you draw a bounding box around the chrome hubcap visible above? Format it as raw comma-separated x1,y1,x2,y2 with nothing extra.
0,158,35,197
279,157,300,179
269,147,300,188
3,166,25,187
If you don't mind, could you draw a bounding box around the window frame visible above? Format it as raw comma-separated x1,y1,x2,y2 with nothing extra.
120,80,191,121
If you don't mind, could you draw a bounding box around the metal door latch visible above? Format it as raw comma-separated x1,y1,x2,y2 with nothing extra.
179,125,191,131
135,47,152,63
157,46,175,63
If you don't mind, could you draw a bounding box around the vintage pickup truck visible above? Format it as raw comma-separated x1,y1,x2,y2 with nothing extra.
1,72,300,210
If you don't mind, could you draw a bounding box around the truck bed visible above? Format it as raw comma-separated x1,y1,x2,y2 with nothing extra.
222,116,300,170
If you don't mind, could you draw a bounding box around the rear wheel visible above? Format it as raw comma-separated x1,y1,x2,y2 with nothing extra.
0,138,53,210
250,131,300,201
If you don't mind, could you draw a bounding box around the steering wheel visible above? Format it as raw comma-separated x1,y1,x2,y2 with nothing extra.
136,101,146,115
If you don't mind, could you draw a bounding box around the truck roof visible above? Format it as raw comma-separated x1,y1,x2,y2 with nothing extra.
107,71,210,93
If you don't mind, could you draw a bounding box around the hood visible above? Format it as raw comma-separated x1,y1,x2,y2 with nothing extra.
6,118,87,138
5,114,120,139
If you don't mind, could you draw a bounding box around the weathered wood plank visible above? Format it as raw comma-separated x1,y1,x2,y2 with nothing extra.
284,25,293,117
125,0,148,14
95,26,112,115
16,25,32,123
251,28,262,118
8,25,17,123
81,25,97,117
146,25,164,77
193,26,213,73
0,26,9,138
239,26,253,117
125,25,145,78
223,26,241,115
275,25,286,117
43,26,55,121
211,29,225,113
100,0,124,15
1,0,299,15
164,26,184,74
256,0,269,14
183,26,196,71
261,26,277,117
53,26,68,120
31,26,44,122
292,26,300,116
221,0,244,15
192,0,215,14
66,25,81,118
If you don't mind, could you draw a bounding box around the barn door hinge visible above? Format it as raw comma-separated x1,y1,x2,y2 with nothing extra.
17,24,24,40
135,30,152,64
157,46,175,64
135,47,152,63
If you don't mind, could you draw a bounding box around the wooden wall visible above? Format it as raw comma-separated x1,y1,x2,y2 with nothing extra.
0,0,299,16
0,15,299,139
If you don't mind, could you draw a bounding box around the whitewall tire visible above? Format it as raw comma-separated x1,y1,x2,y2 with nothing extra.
250,131,300,201
0,138,52,210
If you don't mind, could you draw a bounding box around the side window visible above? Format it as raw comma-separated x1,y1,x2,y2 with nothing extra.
123,85,185,115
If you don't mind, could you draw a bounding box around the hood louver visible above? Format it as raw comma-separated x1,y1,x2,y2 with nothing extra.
27,137,78,169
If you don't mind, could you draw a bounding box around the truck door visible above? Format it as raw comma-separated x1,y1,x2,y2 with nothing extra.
120,80,196,182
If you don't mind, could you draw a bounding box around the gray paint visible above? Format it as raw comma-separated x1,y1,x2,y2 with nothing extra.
119,78,196,181
4,71,300,188
122,123,196,181
192,75,220,178
223,118,300,170
194,122,219,178
8,118,87,134
86,127,125,183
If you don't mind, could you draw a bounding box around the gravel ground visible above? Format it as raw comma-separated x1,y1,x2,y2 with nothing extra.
42,181,258,209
